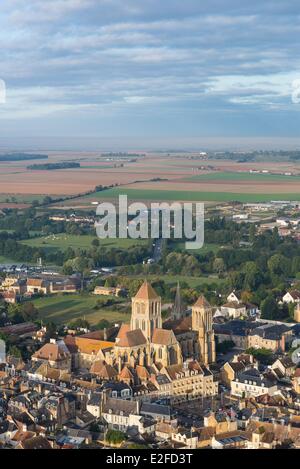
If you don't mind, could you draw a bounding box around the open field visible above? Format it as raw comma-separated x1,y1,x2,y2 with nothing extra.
185,171,300,183
126,274,225,287
1,152,300,204
21,234,147,251
69,187,300,203
31,293,130,325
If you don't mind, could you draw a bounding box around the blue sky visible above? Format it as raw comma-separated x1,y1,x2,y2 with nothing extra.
0,0,300,150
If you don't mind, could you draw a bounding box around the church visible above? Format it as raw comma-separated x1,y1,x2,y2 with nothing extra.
105,280,216,370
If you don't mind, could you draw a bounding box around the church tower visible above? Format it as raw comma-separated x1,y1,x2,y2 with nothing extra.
131,281,162,341
192,295,216,365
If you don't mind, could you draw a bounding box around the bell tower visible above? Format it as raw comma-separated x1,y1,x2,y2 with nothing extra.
131,281,162,341
192,295,216,365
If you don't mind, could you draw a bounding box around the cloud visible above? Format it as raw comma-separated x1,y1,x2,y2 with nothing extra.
0,0,299,142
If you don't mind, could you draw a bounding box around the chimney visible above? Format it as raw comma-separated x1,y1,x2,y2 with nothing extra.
103,328,107,341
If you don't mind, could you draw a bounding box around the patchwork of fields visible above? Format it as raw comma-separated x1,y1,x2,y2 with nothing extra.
0,152,300,206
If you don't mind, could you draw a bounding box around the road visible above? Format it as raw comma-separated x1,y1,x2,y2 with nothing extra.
153,238,165,262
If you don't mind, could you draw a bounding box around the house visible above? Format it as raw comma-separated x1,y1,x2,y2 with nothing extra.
231,368,278,398
282,290,300,304
161,360,218,403
8,278,27,296
101,395,139,432
140,402,173,422
1,291,19,304
26,278,50,295
204,410,237,435
102,381,132,399
32,339,72,371
247,421,300,449
18,435,53,449
220,361,249,388
213,320,261,349
211,432,248,449
93,286,123,297
270,357,295,379
227,291,242,304
87,392,102,418
1,276,19,290
171,428,199,449
248,323,292,352
49,278,80,294
220,302,247,319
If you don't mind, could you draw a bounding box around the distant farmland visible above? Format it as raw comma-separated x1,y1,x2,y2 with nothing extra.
1,152,300,205
185,171,300,183
76,187,300,203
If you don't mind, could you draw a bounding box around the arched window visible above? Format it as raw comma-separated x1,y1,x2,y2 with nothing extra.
135,319,139,329
159,347,163,359
142,320,145,331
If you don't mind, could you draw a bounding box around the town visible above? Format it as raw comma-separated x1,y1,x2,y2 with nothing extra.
1,268,300,449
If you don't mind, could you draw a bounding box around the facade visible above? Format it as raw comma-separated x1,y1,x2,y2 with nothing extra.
220,302,247,319
93,286,123,297
231,369,278,398
282,290,300,304
192,296,216,365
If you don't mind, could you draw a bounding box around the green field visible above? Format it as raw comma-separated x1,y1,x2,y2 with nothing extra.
127,274,224,287
186,171,300,182
21,234,147,251
75,188,300,203
32,293,130,325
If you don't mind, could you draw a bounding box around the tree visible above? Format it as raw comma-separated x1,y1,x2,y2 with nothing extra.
242,261,262,290
105,429,126,445
246,347,273,364
22,302,39,321
267,254,290,278
91,239,100,248
213,257,225,275
8,345,22,358
95,319,111,330
260,296,280,320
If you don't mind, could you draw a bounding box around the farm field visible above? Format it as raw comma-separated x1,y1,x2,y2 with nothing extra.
1,152,300,207
31,293,130,325
71,187,300,203
185,171,300,183
21,234,147,251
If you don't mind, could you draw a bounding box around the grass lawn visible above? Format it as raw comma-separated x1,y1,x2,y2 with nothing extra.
76,188,300,203
21,234,147,251
32,293,130,325
127,274,224,288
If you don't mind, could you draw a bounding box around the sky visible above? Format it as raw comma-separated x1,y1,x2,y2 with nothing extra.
0,0,300,150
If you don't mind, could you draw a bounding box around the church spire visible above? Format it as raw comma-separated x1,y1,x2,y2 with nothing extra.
173,282,183,320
